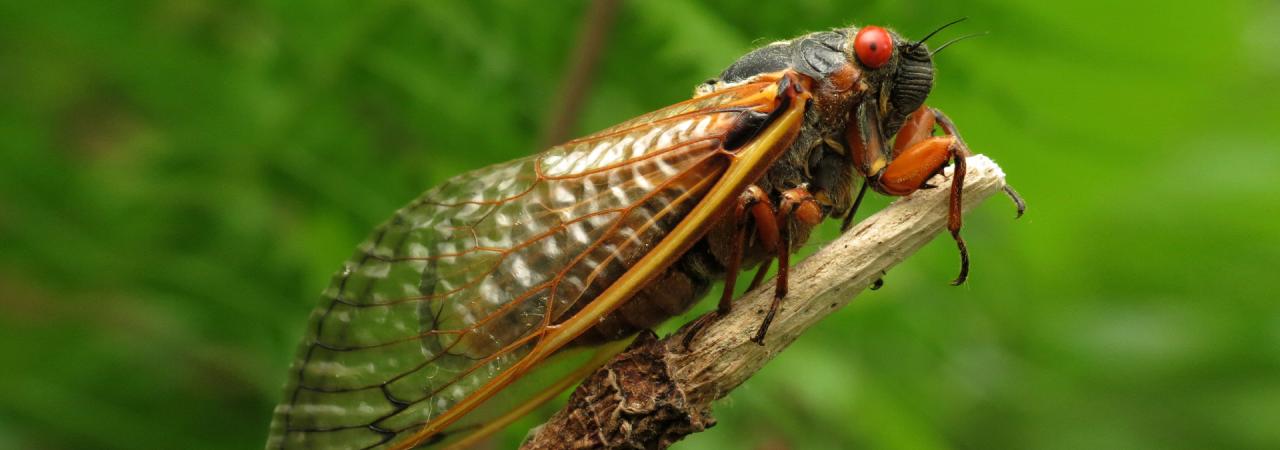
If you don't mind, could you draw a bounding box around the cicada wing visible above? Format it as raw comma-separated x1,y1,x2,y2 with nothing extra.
431,338,631,449
267,73,807,450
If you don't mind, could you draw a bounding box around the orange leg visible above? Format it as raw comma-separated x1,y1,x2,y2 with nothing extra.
752,185,820,345
684,183,823,347
726,186,775,313
926,110,1024,219
683,185,774,349
843,105,1024,286
891,105,939,158
872,107,972,284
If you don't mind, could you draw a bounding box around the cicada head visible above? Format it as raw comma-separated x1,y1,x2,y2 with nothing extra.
847,24,935,139
712,22,946,146
705,24,942,216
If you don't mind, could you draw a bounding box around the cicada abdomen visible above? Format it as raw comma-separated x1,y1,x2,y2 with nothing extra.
266,77,806,449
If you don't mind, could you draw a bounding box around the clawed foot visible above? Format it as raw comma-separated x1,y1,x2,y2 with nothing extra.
681,312,722,350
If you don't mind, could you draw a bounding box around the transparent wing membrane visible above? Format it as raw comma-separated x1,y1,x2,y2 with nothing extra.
267,79,786,449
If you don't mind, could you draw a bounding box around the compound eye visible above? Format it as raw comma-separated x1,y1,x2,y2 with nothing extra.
854,26,893,69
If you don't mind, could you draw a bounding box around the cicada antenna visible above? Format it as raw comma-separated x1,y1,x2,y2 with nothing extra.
908,17,968,52
930,31,989,56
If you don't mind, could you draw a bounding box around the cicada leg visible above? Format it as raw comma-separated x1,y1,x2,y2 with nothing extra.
682,185,774,349
853,106,969,284
838,179,870,232
928,110,1026,220
720,186,780,315
682,183,821,348
843,106,1024,286
751,184,821,345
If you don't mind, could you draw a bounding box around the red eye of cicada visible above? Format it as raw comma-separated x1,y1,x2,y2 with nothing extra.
854,25,893,69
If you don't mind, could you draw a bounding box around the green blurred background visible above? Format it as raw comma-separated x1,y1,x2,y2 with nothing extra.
3,0,1278,449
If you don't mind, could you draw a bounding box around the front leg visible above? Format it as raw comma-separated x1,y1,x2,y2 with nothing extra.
842,104,1024,286
881,133,971,284
877,107,972,284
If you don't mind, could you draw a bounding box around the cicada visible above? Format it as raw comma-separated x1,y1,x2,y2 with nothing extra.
266,20,1022,449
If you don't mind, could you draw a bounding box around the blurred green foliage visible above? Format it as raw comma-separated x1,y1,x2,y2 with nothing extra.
2,1,1279,449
